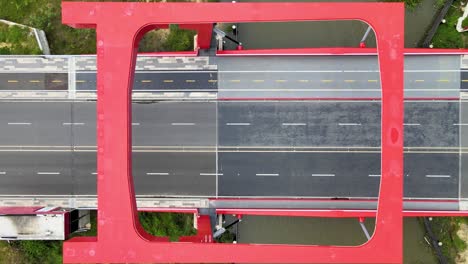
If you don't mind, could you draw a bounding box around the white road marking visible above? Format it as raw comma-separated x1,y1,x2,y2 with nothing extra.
453,123,468,126
91,172,97,175
8,122,31,125
146,172,169,175
132,123,140,126
369,174,381,177
338,123,361,126
200,173,223,176
311,174,335,177
282,123,306,126
426,174,451,178
0,172,5,175
37,172,60,175
256,173,279,177
226,123,251,126
404,123,421,126
171,123,195,126
62,122,85,125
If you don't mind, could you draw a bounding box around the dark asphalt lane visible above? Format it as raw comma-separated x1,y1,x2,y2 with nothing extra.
218,101,459,147
218,152,459,198
0,100,461,198
0,101,458,147
460,100,468,199
0,101,216,147
0,151,458,198
0,152,216,196
75,71,217,91
462,71,468,90
0,73,68,90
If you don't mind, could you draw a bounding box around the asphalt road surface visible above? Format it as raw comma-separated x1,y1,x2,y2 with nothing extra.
0,100,461,199
0,54,464,200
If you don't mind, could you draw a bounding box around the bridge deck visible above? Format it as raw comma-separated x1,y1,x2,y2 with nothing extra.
0,54,467,210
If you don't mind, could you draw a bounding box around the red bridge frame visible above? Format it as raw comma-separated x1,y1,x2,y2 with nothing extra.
62,2,404,263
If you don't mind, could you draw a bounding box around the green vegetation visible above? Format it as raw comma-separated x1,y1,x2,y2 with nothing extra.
139,212,196,241
0,0,96,54
0,0,197,55
430,217,468,263
163,25,196,52
0,24,41,55
432,1,466,48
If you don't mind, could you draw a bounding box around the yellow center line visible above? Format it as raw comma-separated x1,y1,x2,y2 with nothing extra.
414,80,425,82
76,80,86,83
298,80,309,83
141,80,152,83
462,80,468,82
208,79,218,83
344,80,356,83
163,80,174,83
7,80,18,83
252,80,265,83
437,79,450,82
230,80,241,83
367,80,378,82
321,80,333,83
275,80,287,83
185,80,196,83
51,80,62,83
29,80,41,83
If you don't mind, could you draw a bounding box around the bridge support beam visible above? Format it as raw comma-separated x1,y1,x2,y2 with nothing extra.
61,2,404,263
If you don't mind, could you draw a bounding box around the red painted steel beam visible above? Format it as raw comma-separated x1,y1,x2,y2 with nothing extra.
135,208,468,217
62,2,404,263
216,47,468,56
180,24,214,50
216,209,468,217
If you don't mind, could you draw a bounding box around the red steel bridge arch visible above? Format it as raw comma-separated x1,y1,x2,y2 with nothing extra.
62,2,404,263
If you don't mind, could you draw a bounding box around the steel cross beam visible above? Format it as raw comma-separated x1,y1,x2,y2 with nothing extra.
62,2,404,263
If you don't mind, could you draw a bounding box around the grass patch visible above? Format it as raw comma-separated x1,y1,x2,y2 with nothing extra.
139,212,196,241
432,0,465,48
0,23,41,55
431,217,468,263
0,0,95,54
